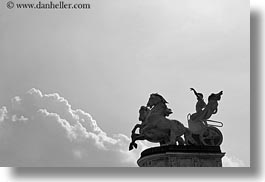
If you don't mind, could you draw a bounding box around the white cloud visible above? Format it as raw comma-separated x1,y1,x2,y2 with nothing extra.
0,107,8,122
0,88,144,167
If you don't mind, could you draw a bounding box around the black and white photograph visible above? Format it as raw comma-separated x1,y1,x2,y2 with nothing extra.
0,0,250,169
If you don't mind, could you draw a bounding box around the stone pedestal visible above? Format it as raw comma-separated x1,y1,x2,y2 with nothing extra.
137,145,225,167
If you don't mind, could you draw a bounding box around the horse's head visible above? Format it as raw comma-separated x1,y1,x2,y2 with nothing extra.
139,106,149,122
208,91,223,102
147,93,168,108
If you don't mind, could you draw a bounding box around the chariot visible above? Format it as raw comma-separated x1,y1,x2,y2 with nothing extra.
187,113,223,146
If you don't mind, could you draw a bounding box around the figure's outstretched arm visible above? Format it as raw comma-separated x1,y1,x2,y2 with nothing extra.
190,88,199,98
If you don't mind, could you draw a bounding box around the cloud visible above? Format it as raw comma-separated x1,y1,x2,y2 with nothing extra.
0,88,145,167
0,106,8,122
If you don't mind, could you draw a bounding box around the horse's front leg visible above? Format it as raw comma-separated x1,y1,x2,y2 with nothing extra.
129,133,139,150
131,124,141,144
131,124,141,136
129,124,141,150
129,134,145,151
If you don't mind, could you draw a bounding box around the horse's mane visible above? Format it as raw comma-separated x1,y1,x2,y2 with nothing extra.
151,93,168,104
139,106,148,112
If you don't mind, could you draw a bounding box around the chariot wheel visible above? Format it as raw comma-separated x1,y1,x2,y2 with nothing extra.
199,127,223,146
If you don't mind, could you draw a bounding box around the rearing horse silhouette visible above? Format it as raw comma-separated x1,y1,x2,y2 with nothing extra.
129,93,196,150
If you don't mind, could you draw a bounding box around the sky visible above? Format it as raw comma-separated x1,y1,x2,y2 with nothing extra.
0,0,249,166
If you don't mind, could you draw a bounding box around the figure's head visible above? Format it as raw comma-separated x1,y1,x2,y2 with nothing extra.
197,93,203,99
139,106,149,121
208,91,223,101
147,93,168,108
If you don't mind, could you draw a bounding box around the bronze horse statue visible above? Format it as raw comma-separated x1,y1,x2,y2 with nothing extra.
129,93,196,150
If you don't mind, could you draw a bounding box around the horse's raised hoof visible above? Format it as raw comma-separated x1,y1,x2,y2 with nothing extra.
133,143,138,149
129,143,133,151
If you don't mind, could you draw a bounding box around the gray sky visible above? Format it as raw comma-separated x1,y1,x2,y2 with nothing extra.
0,0,249,166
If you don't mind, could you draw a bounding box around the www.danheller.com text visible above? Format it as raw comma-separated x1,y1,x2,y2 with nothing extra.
7,1,91,9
